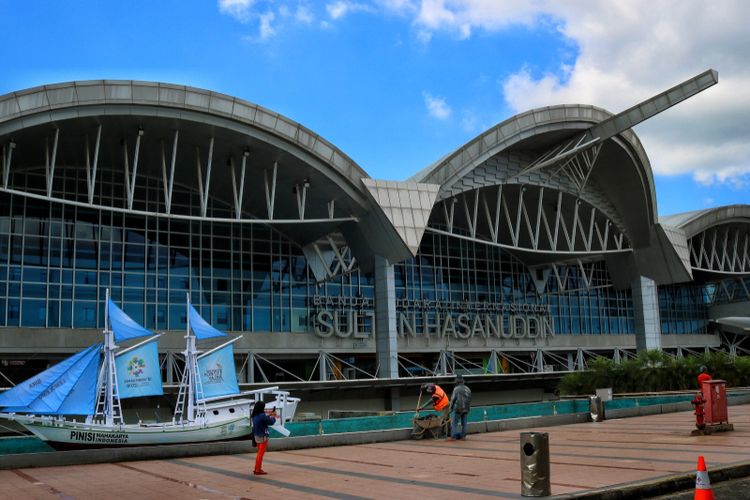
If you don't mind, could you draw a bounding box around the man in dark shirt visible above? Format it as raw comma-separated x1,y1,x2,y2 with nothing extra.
448,375,471,440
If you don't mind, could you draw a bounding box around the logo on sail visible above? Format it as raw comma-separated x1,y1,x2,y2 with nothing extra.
204,362,224,384
127,356,146,377
115,340,163,398
196,344,237,398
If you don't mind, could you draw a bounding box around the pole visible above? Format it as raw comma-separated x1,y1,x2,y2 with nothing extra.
105,288,113,426
186,292,194,422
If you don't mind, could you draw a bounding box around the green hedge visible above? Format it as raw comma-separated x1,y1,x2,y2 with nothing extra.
557,350,750,395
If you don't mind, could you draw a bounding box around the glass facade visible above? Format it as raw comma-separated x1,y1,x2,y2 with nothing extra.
396,231,636,335
0,165,737,341
704,277,750,306
658,277,750,335
0,166,373,333
658,284,709,334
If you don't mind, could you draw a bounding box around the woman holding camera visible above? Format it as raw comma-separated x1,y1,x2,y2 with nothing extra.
251,401,276,475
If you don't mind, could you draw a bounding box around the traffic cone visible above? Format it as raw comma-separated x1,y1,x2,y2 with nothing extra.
694,455,714,500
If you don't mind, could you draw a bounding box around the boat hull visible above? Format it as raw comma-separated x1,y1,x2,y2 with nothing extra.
16,416,252,449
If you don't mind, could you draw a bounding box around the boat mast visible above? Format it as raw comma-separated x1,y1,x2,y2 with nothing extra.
186,293,195,421
104,289,123,426
174,293,205,423
92,288,123,425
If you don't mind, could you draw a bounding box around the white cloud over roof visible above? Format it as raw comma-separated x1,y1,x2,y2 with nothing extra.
423,91,452,120
218,0,256,22
219,0,750,186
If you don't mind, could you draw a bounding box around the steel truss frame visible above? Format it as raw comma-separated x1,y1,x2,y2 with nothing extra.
393,348,640,377
1,127,356,225
430,184,629,255
711,277,750,305
156,342,744,384
720,332,750,357
689,224,750,274
513,135,602,195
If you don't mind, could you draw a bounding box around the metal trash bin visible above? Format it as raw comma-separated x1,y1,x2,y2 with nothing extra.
590,395,605,422
520,432,551,496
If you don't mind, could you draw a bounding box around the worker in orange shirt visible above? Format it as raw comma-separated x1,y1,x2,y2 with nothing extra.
697,365,712,389
419,383,450,432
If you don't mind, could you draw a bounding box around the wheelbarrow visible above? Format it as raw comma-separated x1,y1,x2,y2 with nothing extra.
411,412,450,440
410,388,450,439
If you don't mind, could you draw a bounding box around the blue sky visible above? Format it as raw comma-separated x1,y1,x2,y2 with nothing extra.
1,0,748,216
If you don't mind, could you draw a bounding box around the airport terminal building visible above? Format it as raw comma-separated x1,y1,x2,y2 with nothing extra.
0,71,748,384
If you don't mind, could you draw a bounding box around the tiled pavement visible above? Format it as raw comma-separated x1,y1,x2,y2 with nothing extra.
2,404,750,499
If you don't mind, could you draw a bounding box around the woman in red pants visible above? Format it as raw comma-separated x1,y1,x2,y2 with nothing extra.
251,401,276,475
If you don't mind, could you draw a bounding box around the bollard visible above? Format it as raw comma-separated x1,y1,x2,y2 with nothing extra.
589,395,605,422
520,432,551,497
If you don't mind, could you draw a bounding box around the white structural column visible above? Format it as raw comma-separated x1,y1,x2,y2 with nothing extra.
632,276,662,352
246,353,255,383
2,140,15,188
85,125,101,205
318,351,328,381
374,255,398,380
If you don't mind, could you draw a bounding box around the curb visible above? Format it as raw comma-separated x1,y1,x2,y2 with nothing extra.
553,459,750,499
0,412,592,469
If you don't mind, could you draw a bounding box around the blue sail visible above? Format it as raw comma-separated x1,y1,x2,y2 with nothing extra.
51,349,100,415
0,344,100,409
2,344,101,415
189,304,226,340
108,299,154,342
197,344,239,399
115,338,163,399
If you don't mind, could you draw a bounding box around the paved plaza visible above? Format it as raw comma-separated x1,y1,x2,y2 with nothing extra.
2,405,750,499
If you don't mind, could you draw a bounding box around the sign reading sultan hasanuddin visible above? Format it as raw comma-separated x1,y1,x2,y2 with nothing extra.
312,297,554,340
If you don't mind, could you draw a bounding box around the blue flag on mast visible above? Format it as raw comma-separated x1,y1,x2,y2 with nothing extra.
197,344,239,399
115,339,163,399
189,304,227,340
108,299,155,343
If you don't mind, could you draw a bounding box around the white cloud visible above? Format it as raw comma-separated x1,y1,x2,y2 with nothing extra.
220,1,315,40
326,1,373,20
259,11,276,40
216,1,750,187
326,1,349,19
402,1,750,186
374,0,417,14
423,91,452,119
218,0,256,22
505,1,750,186
414,0,540,36
416,29,432,44
296,5,314,24
694,166,750,188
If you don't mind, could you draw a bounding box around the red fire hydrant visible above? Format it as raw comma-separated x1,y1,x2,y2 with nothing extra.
691,392,706,430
